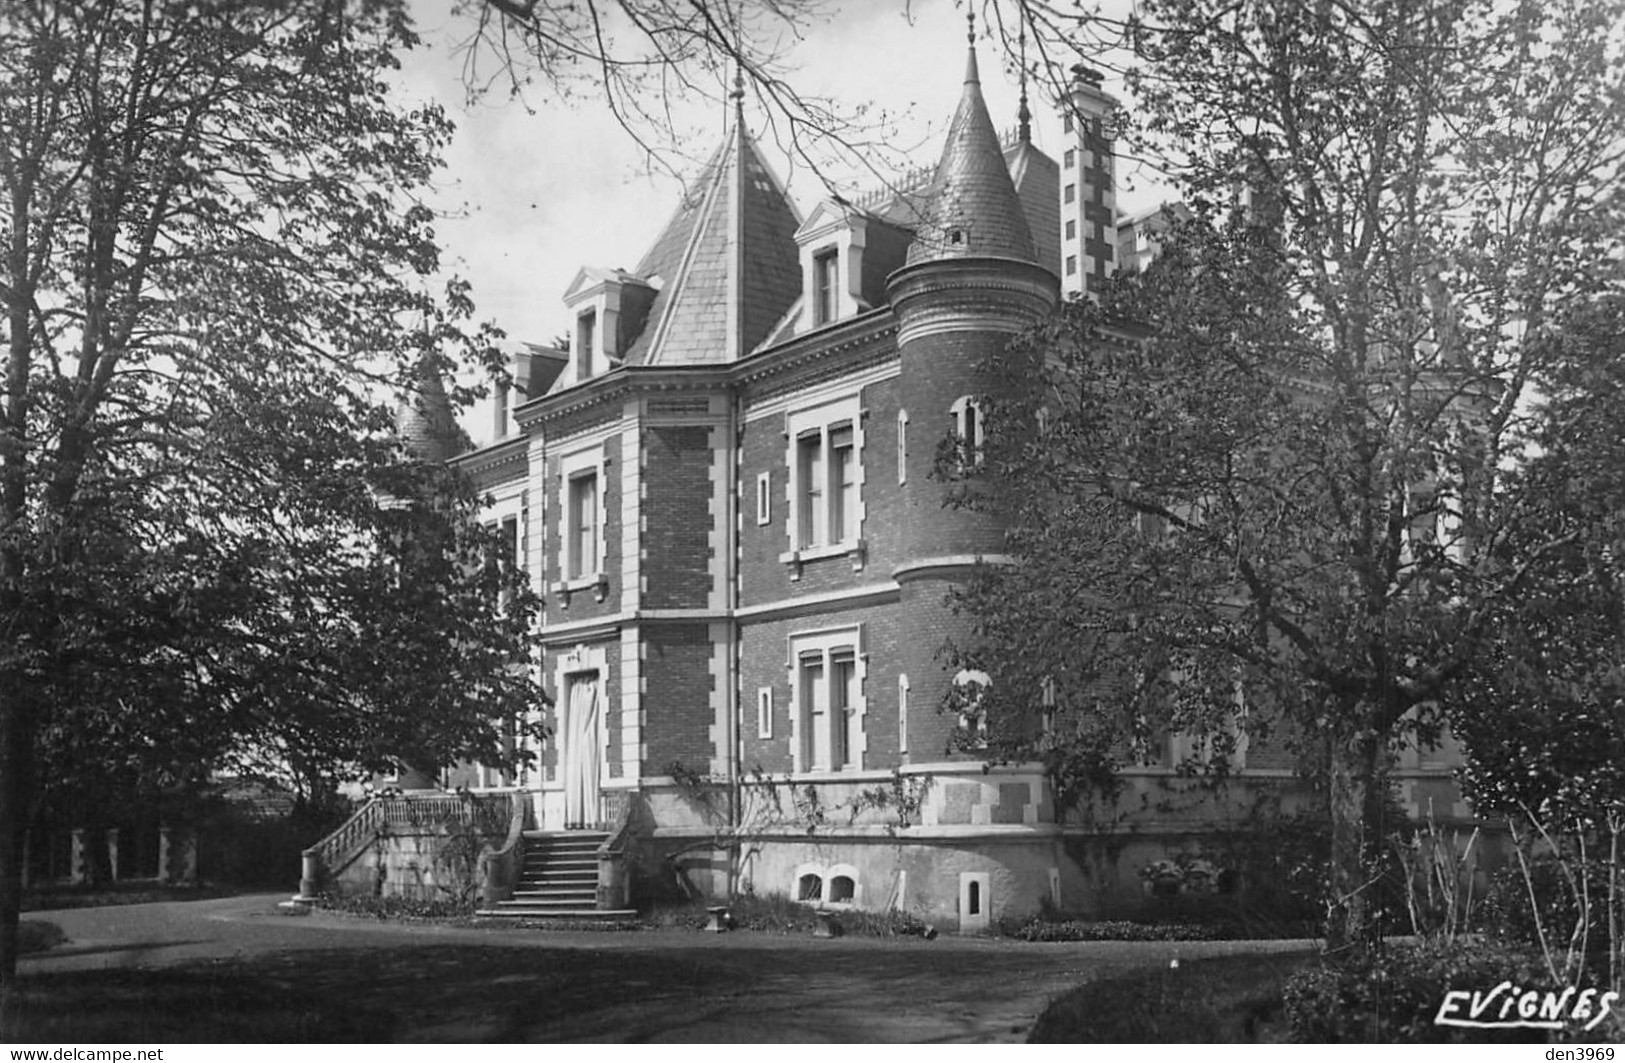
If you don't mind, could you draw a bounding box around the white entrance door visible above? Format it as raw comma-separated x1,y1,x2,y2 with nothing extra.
563,672,602,829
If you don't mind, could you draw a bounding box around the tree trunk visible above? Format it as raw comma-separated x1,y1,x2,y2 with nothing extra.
0,686,34,990
1325,726,1385,955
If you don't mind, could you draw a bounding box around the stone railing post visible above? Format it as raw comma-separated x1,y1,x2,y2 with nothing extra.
299,851,322,900
106,827,121,882
70,828,88,885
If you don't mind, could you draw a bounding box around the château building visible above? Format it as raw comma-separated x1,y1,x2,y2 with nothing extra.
376,35,1471,928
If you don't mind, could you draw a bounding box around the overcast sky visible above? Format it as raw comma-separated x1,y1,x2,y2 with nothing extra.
394,0,1160,349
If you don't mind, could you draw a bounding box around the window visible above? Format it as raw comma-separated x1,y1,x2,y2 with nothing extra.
576,310,596,379
952,668,990,750
756,471,771,525
502,514,522,571
898,673,910,755
813,248,839,325
1065,219,1076,241
566,470,598,580
791,629,864,773
1169,677,1249,771
493,380,512,439
1064,148,1075,168
950,395,983,466
1063,113,1073,133
1065,254,1077,276
757,687,773,739
1063,183,1076,204
790,412,860,552
896,409,908,486
830,424,856,542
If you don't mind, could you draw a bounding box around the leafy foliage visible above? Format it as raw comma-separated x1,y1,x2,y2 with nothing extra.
1281,939,1569,1043
0,0,545,983
947,0,1625,950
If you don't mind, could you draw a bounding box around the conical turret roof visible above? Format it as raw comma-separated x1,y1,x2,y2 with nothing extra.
904,32,1038,267
396,355,468,464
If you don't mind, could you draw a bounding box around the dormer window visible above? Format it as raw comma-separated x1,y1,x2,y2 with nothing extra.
576,310,596,379
795,200,873,331
561,267,654,387
813,248,839,326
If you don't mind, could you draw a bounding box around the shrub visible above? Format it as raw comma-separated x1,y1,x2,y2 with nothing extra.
1032,953,1313,1042
1283,939,1558,1042
317,892,476,921
1479,856,1620,965
1006,917,1225,942
18,920,66,954
646,893,935,937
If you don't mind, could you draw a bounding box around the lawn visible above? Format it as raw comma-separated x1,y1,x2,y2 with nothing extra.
1029,950,1316,1042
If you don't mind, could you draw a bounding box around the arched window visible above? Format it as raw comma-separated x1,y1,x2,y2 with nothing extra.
951,668,991,750
896,409,908,485
949,396,984,467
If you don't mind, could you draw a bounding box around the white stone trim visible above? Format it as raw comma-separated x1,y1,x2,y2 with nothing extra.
710,424,731,611
757,686,774,740
619,409,640,613
742,360,898,424
557,442,609,587
755,470,772,525
896,408,908,485
786,623,867,774
898,672,910,757
735,580,899,621
708,621,732,778
619,626,641,782
781,394,864,559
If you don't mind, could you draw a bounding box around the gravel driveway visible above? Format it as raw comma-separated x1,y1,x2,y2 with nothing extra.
18,895,1313,1042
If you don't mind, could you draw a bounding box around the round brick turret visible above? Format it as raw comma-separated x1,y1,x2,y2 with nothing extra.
886,33,1059,583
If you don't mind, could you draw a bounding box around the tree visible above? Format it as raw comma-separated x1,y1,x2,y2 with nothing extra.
947,0,1625,950
0,0,544,989
1452,298,1625,827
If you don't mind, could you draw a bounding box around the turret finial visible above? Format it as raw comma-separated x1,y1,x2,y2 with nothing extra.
964,11,979,84
1017,27,1032,142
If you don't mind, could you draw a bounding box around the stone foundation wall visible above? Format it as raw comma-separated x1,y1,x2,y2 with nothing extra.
327,824,505,903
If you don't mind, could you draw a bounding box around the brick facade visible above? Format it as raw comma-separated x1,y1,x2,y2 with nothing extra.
434,43,1469,925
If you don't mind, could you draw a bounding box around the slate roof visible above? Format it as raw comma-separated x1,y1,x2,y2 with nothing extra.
903,40,1038,268
621,120,803,366
397,357,469,463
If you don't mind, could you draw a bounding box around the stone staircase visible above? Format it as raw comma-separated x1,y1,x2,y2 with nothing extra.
476,830,635,921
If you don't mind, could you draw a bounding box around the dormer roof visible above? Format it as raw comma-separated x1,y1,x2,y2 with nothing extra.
563,266,648,302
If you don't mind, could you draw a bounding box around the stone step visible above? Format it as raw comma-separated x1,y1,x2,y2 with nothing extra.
502,894,600,907
475,907,637,921
522,857,596,871
516,877,601,890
